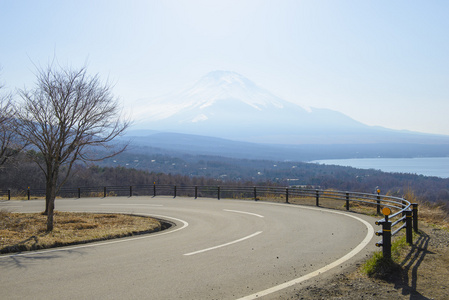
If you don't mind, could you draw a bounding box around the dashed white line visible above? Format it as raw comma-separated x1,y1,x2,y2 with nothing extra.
184,231,263,256
223,209,264,218
101,204,163,207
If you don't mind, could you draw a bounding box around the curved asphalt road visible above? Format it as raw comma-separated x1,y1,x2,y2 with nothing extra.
0,196,377,299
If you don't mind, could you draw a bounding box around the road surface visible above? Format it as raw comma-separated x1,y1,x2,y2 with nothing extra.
0,196,376,299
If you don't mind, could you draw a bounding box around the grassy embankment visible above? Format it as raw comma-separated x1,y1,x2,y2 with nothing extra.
0,210,161,254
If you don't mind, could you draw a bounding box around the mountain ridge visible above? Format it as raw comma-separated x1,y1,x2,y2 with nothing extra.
123,130,449,162
132,71,449,145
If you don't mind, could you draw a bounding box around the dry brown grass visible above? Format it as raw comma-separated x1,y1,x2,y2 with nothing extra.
416,201,449,228
259,192,449,228
394,188,448,229
0,210,161,254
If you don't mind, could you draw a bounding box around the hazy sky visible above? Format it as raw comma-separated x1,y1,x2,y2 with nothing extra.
1,1,448,135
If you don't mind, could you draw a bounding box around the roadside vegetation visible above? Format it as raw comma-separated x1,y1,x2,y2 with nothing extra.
362,236,407,278
0,210,161,254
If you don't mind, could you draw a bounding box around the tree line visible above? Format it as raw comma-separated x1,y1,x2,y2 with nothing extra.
3,146,449,213
0,152,266,194
94,148,449,205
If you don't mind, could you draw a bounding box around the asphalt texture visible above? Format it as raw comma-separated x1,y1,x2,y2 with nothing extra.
0,196,377,299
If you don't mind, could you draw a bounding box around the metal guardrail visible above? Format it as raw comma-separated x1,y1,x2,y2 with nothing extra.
4,184,417,258
374,197,418,260
0,189,11,200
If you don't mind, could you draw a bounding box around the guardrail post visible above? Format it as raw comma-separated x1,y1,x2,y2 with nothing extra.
406,210,413,245
345,192,349,210
78,188,81,198
377,194,381,215
27,187,30,200
217,186,220,200
254,186,257,201
286,188,289,203
382,218,392,260
8,189,11,200
195,186,198,199
104,187,107,198
153,184,156,197
174,185,177,198
316,190,319,206
412,203,418,232
376,211,392,261
130,186,133,197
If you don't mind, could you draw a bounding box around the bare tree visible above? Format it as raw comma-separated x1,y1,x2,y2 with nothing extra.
0,79,24,166
15,65,130,231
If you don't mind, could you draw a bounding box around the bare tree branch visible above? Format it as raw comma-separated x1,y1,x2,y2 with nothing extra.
0,78,25,166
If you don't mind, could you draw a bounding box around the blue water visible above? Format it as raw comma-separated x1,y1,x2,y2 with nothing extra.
311,157,449,178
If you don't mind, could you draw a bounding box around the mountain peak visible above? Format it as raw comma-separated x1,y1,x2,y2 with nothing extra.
194,70,257,91
182,70,288,111
203,70,252,84
205,70,242,79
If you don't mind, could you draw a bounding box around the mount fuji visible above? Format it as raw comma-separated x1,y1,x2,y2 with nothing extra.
133,71,448,145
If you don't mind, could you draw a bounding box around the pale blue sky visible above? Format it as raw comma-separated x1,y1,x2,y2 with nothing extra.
1,0,448,135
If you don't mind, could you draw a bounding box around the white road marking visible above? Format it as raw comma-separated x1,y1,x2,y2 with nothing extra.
223,209,264,218
101,204,163,207
236,208,375,300
0,214,188,259
184,231,263,256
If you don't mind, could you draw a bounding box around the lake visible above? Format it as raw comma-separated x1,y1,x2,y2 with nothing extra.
311,157,449,178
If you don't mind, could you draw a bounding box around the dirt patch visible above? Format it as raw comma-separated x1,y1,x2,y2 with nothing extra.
0,210,163,254
289,223,449,300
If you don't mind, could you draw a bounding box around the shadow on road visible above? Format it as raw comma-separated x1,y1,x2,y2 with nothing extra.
0,248,87,270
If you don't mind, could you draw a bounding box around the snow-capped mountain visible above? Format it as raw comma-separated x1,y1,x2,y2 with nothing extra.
133,71,449,144
134,71,299,120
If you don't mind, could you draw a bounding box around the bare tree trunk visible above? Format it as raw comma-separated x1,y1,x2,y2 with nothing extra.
45,168,58,231
43,190,52,215
46,197,54,231
43,168,55,215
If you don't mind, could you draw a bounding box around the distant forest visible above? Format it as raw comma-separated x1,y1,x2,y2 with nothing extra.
2,150,449,210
